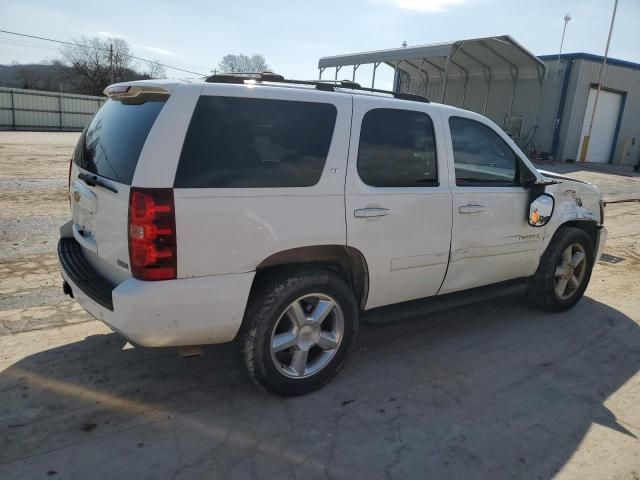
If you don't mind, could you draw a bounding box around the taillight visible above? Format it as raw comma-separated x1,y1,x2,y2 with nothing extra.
128,188,177,281
68,159,73,198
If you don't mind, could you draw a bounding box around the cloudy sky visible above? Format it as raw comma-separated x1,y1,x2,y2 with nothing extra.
1,0,638,88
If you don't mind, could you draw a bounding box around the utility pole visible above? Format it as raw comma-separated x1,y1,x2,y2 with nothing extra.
109,43,114,84
554,14,571,84
579,0,619,163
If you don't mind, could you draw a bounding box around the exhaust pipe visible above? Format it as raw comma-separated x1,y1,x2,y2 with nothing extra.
62,281,74,298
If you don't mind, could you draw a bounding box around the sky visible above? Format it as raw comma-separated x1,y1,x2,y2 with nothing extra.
1,0,638,89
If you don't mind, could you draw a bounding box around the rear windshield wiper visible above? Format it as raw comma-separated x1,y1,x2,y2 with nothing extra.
78,172,118,194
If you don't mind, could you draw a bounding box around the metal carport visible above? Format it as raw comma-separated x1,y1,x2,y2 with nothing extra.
318,35,548,141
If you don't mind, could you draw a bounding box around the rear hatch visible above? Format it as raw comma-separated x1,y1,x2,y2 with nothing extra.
70,90,167,284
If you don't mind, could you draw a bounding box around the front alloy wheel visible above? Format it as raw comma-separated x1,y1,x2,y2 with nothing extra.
554,243,587,300
527,226,594,312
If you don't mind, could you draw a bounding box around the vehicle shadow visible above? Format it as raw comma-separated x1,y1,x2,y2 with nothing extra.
1,295,639,479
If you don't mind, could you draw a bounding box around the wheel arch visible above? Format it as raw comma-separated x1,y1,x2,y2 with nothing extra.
557,220,598,248
252,245,370,310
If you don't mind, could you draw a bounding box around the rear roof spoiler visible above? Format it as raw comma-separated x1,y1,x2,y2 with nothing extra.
103,85,170,102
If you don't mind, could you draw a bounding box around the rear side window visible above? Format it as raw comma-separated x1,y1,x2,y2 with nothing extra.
174,96,337,188
357,108,437,187
73,98,166,185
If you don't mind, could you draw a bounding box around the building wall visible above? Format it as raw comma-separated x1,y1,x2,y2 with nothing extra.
532,60,569,157
560,59,640,164
399,56,640,164
0,87,105,131
400,71,552,153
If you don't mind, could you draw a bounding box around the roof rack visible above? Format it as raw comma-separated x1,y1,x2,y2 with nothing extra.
204,72,430,103
206,72,285,83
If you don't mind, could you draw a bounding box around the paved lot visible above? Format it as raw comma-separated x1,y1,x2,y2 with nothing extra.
1,131,640,479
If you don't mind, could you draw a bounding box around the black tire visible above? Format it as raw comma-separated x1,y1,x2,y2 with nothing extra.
241,267,358,396
527,226,595,311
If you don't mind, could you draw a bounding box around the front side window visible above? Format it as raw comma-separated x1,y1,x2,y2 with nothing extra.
449,117,520,186
357,108,438,187
174,96,337,188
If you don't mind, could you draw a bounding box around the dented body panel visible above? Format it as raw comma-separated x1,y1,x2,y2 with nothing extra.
538,169,604,255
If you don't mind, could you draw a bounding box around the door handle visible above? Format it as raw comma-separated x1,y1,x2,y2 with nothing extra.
354,207,389,218
458,204,485,214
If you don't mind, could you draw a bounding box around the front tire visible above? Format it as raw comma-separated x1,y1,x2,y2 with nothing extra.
241,267,358,396
528,226,595,311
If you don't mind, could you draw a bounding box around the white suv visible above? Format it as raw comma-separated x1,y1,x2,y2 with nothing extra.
59,74,607,396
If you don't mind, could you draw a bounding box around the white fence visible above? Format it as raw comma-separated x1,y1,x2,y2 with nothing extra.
0,87,105,131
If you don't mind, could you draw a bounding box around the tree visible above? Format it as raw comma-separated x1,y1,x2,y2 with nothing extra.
217,54,269,73
60,36,134,95
143,60,167,79
16,67,39,89
13,63,55,91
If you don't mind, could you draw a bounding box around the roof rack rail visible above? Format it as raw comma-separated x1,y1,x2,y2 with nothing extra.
204,72,430,103
206,72,285,83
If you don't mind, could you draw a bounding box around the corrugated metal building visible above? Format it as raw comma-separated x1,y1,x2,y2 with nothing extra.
318,38,640,165
537,53,640,165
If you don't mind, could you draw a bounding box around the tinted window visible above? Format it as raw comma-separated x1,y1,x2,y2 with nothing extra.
74,98,166,185
357,109,437,187
449,117,519,185
175,96,337,188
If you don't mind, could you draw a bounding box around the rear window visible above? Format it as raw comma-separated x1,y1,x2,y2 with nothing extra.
174,96,337,188
73,98,166,185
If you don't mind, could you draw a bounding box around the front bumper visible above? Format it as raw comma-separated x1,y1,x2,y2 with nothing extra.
595,226,608,263
58,237,255,347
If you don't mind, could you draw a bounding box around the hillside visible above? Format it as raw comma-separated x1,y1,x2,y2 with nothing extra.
0,62,149,95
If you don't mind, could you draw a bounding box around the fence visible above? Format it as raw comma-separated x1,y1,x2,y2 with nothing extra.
0,87,105,131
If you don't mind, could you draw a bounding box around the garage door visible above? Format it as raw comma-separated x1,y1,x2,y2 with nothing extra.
577,88,623,163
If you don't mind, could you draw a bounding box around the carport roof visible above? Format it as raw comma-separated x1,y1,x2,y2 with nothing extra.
318,35,547,82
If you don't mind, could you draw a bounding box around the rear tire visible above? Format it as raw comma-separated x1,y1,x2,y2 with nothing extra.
528,226,594,311
241,267,358,396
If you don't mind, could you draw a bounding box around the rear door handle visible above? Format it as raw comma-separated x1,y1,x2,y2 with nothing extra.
354,207,389,218
458,204,485,214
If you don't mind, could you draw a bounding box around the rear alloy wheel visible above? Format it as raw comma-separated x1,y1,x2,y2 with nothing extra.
270,293,344,379
242,268,358,396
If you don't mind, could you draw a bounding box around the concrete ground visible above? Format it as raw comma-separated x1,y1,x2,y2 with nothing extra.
1,131,640,479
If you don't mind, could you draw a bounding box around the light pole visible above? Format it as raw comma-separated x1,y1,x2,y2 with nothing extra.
554,14,571,83
579,0,619,163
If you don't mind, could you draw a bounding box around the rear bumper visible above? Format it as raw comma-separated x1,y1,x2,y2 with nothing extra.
58,237,255,347
58,238,115,310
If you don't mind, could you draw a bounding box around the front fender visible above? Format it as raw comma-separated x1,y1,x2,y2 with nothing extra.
540,183,602,253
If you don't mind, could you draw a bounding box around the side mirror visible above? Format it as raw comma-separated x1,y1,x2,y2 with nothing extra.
529,193,554,227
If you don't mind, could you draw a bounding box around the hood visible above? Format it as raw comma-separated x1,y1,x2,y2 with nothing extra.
537,169,601,196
